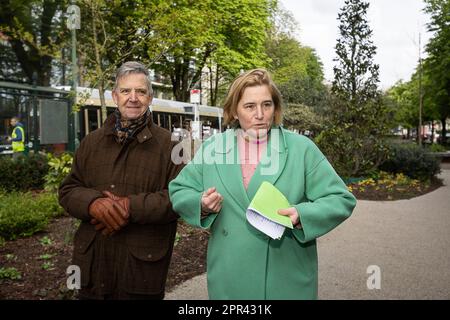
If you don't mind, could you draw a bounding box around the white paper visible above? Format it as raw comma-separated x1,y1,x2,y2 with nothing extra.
246,209,286,240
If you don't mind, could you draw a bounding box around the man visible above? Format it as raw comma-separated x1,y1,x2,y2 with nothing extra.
7,117,25,159
59,61,183,300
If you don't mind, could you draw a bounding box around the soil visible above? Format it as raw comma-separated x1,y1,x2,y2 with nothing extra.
0,175,444,300
0,217,209,300
349,176,443,201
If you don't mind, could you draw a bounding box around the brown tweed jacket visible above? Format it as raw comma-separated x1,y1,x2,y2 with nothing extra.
59,113,183,297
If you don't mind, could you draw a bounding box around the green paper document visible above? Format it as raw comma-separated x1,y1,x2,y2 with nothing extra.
246,181,293,240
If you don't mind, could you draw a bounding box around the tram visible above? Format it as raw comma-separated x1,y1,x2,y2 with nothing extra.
58,86,223,140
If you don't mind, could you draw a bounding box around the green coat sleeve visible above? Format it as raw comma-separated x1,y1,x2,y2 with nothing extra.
292,146,357,244
168,142,218,229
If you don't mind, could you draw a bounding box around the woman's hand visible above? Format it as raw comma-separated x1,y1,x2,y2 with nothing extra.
278,207,302,229
201,187,223,214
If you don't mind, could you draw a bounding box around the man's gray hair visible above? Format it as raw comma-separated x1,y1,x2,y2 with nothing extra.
113,61,153,95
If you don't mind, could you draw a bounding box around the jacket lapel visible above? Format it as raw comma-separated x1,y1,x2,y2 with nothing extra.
213,130,250,212
246,127,288,201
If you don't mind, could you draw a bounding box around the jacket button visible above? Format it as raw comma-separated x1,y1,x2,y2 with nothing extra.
147,253,152,259
111,184,115,189
222,229,228,236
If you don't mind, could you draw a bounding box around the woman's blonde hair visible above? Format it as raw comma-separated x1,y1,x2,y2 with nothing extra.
223,68,283,127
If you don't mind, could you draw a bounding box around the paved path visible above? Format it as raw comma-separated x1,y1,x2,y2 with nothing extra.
166,169,450,300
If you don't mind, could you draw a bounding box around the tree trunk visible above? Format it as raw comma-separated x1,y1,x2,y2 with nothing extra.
172,57,184,101
91,2,107,123
99,82,107,124
416,125,420,145
39,56,52,86
211,65,221,106
431,121,435,144
441,117,448,145
39,0,57,86
171,47,213,102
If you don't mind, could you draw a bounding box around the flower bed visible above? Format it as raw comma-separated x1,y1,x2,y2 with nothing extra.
348,172,442,201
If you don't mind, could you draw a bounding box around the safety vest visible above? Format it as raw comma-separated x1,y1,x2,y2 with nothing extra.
12,126,25,152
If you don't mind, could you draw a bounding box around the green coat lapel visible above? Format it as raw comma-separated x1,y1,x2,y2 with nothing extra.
213,130,250,212
246,127,288,201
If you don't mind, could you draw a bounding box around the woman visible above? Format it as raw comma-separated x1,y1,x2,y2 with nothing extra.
168,69,356,299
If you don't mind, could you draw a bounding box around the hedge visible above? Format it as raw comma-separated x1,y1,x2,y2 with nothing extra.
0,154,49,192
0,192,64,240
380,143,441,180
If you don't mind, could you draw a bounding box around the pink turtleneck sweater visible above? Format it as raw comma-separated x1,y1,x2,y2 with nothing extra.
237,133,268,189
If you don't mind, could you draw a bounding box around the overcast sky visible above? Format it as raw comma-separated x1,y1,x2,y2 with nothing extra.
280,0,432,89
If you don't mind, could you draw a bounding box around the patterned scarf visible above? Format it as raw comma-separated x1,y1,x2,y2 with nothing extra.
114,109,150,144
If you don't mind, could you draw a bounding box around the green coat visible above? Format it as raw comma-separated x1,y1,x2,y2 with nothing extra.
169,127,356,299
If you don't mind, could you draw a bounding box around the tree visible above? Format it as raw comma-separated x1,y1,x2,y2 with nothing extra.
317,0,389,177
264,4,328,132
388,70,440,140
153,0,273,102
0,0,69,85
387,80,418,137
283,103,324,134
423,0,450,144
266,34,327,109
265,5,327,111
332,0,379,109
0,31,27,82
77,0,183,120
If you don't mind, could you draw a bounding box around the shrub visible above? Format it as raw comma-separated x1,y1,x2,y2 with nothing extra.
315,127,389,178
0,153,49,192
427,143,448,153
0,192,64,240
44,152,73,192
379,143,441,180
0,267,22,280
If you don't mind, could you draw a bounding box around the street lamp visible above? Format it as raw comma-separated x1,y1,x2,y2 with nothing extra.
67,1,80,150
190,88,202,140
32,71,39,153
418,33,424,147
